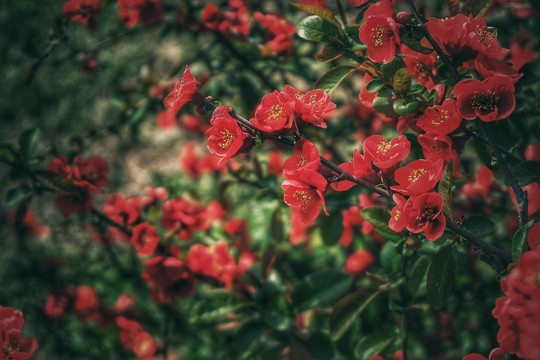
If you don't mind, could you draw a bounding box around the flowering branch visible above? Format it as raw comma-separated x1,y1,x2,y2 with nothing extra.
405,0,529,228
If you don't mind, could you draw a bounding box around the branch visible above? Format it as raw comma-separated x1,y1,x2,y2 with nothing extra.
90,207,132,236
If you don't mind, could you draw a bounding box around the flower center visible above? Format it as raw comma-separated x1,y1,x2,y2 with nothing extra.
408,168,426,183
3,342,21,354
476,25,495,47
432,109,449,126
393,210,401,221
218,129,234,149
470,90,499,113
414,63,428,81
268,105,283,120
371,25,385,47
298,154,307,167
175,79,186,94
294,190,312,210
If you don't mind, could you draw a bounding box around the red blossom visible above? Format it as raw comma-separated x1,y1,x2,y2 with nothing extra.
283,139,321,175
73,285,98,318
63,0,101,30
389,193,408,233
160,197,210,240
417,99,462,135
47,155,71,177
104,194,142,226
1,329,39,360
391,159,444,196
143,254,197,305
72,155,109,191
118,0,163,28
132,332,156,359
363,135,410,170
358,0,400,64
345,249,374,276
250,91,296,133
267,151,284,178
44,294,70,319
404,192,446,241
454,75,516,122
284,85,336,128
492,246,540,359
465,55,523,84
332,147,375,192
206,106,253,165
417,134,456,163
55,183,94,217
163,66,201,113
131,223,159,256
281,169,329,223
186,242,237,286
156,109,178,130
254,12,295,37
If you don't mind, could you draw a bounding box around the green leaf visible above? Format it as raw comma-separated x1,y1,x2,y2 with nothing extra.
512,219,537,262
18,128,41,160
291,3,344,33
462,215,495,238
296,333,335,360
380,241,401,275
408,255,431,300
401,27,433,55
360,207,400,238
315,64,358,95
320,211,343,246
392,68,412,93
6,183,32,207
329,288,384,340
409,83,425,95
316,45,344,63
372,87,398,118
438,160,454,221
198,303,251,323
512,161,540,186
354,332,396,360
461,0,493,17
426,245,457,309
381,56,407,83
447,0,461,16
296,15,344,43
292,269,352,312
366,78,386,93
261,295,295,331
392,97,418,116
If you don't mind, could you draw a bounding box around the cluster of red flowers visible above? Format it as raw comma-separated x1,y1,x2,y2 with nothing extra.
178,142,226,178
44,287,156,359
492,245,540,360
47,155,109,217
254,11,296,58
201,0,250,38
0,306,38,360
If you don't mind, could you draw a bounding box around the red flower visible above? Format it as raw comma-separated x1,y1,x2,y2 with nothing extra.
72,156,109,191
206,106,253,165
44,294,70,319
0,307,24,331
55,183,94,217
283,139,321,175
492,246,540,359
454,75,515,122
389,193,408,233
47,155,71,177
404,192,446,241
345,249,374,276
267,151,284,178
391,159,444,196
289,209,310,245
254,12,296,37
358,1,400,64
465,55,523,84
418,134,455,163
466,16,510,59
163,66,201,113
142,186,168,206
63,0,101,30
160,197,209,240
131,223,159,256
156,109,177,130
417,99,462,135
463,348,505,360
284,85,336,128
281,169,329,223
363,135,410,170
118,0,163,28
186,242,237,286
201,3,223,30
73,285,98,318
1,329,39,360
332,147,375,192
250,91,296,133
143,254,197,304
132,332,156,359
104,194,142,226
